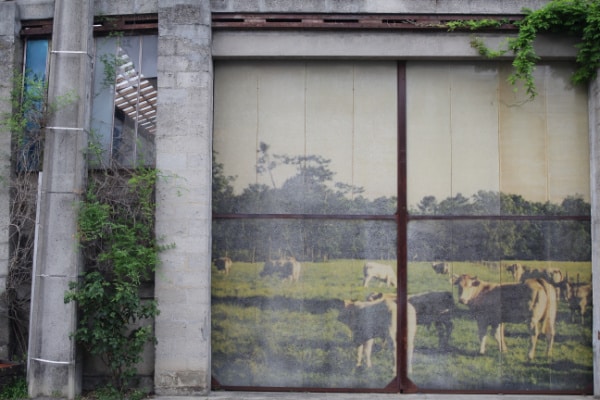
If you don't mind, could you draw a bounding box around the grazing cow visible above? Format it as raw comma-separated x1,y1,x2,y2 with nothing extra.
431,262,450,275
564,280,592,324
338,293,416,375
214,256,232,275
363,262,397,288
408,291,454,349
453,274,556,360
506,263,524,282
260,256,301,282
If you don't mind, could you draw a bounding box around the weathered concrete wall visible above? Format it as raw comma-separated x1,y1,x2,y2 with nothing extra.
212,31,577,60
154,0,213,395
95,0,158,17
26,0,93,398
5,0,597,398
0,1,20,362
209,0,551,14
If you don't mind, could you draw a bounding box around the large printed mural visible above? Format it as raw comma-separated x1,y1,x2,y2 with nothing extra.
211,61,592,392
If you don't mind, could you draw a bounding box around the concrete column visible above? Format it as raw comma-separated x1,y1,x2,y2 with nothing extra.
154,0,213,395
27,0,93,398
0,1,19,361
590,72,600,397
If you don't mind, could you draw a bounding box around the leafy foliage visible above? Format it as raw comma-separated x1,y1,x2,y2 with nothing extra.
0,376,27,400
464,0,600,98
65,168,161,396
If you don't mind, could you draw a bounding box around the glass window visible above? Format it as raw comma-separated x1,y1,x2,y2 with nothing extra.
91,35,157,167
18,39,49,171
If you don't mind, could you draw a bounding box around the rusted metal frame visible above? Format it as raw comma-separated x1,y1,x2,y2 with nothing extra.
396,61,416,393
212,13,522,31
409,214,591,221
20,14,159,37
92,14,158,35
213,213,590,221
212,213,395,220
212,381,399,394
19,20,53,37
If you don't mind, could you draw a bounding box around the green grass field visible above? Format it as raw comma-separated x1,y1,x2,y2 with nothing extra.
211,259,593,392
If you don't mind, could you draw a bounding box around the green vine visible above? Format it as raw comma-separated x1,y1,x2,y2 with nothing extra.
65,167,162,397
453,0,600,99
446,18,510,32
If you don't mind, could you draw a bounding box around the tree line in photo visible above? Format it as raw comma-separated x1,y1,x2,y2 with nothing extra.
212,144,591,263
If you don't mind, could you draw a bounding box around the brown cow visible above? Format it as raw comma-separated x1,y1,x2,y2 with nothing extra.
431,262,450,275
338,293,416,375
520,267,565,300
506,263,524,282
214,256,232,275
565,280,592,324
408,291,454,349
260,256,301,282
453,274,556,360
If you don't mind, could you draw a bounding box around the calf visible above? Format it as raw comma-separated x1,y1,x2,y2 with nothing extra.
453,274,556,360
408,291,454,349
363,262,397,288
431,262,449,275
214,256,232,275
338,293,416,375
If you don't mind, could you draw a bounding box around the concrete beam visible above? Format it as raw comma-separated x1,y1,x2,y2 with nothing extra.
26,0,93,398
213,30,577,60
210,0,552,14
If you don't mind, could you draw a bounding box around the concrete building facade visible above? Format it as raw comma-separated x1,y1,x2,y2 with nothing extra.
0,0,598,399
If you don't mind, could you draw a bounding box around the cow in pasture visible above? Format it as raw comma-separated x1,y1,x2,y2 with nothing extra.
214,256,232,275
408,291,454,349
564,279,592,324
453,274,556,360
519,267,565,300
506,263,524,282
339,293,416,375
363,262,397,288
260,256,301,282
432,262,450,275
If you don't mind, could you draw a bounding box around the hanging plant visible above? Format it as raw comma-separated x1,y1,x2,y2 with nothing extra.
452,0,600,98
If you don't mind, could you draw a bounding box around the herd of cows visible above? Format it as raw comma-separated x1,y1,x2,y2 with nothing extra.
213,256,592,376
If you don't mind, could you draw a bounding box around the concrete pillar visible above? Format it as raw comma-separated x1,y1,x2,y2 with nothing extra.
154,0,213,395
0,1,19,361
27,0,93,398
590,72,600,397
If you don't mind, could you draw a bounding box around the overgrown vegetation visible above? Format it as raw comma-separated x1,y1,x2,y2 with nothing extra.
449,0,600,98
65,167,161,396
2,54,162,399
1,71,51,358
0,377,27,400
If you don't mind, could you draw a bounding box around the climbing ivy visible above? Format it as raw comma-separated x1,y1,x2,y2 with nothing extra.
454,0,600,98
